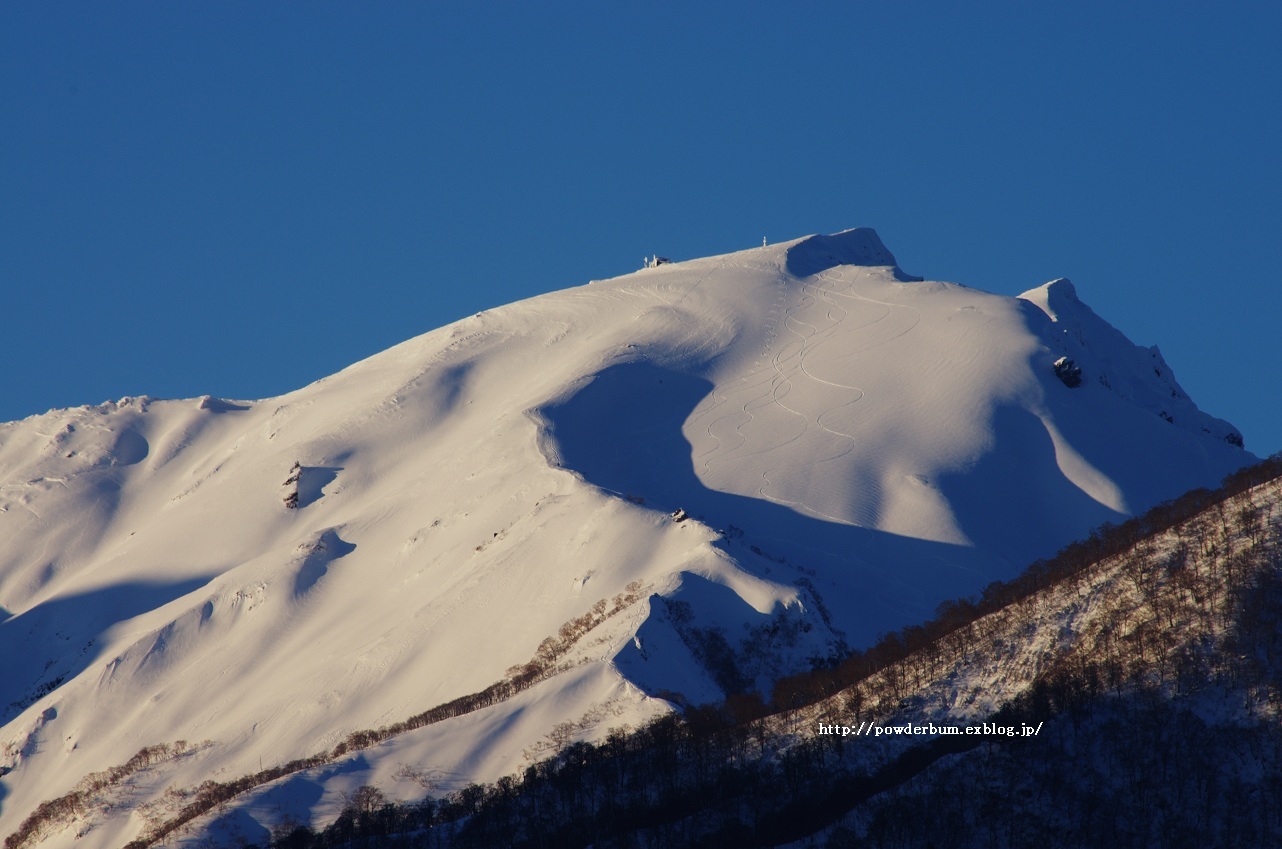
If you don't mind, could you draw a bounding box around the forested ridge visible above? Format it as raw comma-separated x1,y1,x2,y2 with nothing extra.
14,458,1281,848
240,455,1282,848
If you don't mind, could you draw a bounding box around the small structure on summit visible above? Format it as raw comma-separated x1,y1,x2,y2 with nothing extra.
642,255,671,269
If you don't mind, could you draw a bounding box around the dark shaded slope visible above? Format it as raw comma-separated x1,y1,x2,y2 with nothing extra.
258,457,1282,849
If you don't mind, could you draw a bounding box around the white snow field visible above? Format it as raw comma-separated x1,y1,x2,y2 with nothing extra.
0,230,1250,846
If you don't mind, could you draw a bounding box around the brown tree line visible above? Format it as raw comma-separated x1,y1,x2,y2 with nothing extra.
23,456,1282,849
257,453,1282,848
770,454,1282,713
10,583,649,849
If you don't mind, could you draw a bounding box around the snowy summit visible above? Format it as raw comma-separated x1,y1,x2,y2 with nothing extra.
0,229,1251,846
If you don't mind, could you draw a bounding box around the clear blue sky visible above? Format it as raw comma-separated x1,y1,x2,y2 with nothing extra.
4,3,1280,454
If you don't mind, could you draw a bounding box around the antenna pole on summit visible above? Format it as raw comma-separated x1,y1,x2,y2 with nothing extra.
763,237,767,247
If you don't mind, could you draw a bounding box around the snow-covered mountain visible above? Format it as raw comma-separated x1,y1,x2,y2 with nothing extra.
0,229,1250,847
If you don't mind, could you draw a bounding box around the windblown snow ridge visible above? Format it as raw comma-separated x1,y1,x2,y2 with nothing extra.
786,228,922,281
0,228,1254,849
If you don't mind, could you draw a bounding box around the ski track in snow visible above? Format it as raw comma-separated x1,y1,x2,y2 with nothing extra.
0,230,1255,849
694,264,921,525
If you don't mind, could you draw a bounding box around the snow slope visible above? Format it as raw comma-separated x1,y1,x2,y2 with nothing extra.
0,229,1250,846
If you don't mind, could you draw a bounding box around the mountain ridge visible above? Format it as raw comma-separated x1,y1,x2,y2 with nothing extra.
0,230,1253,846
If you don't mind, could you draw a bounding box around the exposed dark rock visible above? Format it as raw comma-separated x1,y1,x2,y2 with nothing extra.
1053,356,1082,388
